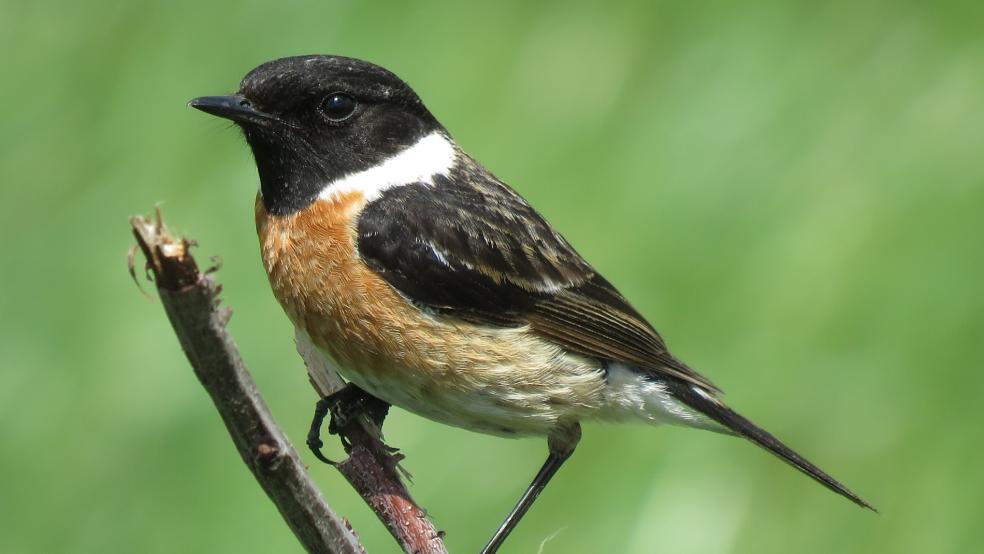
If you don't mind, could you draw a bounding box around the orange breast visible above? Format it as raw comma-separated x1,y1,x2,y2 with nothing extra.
255,190,414,376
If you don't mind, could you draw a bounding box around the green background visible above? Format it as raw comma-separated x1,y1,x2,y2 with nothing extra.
2,1,982,552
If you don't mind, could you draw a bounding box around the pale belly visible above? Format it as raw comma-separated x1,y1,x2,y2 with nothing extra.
295,326,608,437
294,326,720,437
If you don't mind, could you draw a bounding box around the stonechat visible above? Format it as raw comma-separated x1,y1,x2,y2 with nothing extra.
190,55,873,553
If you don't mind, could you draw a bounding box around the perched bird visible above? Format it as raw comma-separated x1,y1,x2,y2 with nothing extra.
190,55,874,552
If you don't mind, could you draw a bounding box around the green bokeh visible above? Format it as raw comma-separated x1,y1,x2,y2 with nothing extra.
2,1,982,552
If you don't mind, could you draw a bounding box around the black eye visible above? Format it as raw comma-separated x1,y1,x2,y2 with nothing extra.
321,93,357,122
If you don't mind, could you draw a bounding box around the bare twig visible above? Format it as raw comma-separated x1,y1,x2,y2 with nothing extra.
130,211,447,554
130,213,364,554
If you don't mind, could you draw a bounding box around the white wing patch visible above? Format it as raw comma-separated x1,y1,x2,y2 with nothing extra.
426,241,452,267
319,131,457,203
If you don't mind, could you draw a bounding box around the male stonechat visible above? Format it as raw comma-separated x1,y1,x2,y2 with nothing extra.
190,55,873,553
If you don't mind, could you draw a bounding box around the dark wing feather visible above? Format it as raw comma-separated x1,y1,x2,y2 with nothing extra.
357,163,718,391
527,277,708,385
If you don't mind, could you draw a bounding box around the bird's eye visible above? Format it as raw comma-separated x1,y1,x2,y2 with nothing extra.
320,93,357,122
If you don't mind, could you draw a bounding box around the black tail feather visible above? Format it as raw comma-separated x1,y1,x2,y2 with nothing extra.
666,380,876,511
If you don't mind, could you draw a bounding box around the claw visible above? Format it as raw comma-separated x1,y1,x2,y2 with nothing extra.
306,384,395,466
306,397,336,465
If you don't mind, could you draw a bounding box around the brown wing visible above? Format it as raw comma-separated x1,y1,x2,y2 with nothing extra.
356,163,719,392
527,276,717,391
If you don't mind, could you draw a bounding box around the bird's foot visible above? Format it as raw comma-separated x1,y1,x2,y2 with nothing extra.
306,383,392,465
306,395,336,465
327,384,390,437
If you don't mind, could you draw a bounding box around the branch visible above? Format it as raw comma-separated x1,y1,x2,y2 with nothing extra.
130,210,447,554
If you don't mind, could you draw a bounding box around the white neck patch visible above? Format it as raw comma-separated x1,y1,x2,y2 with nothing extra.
318,131,457,203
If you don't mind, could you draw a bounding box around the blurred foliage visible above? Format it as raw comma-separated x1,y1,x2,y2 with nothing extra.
1,1,982,552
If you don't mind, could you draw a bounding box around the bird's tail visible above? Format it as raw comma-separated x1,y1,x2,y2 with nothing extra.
665,379,876,511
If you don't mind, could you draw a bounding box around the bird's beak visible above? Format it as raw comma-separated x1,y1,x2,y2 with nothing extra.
188,94,280,126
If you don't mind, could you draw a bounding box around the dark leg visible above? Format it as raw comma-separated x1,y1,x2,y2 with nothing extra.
306,395,335,465
480,422,582,554
306,383,391,465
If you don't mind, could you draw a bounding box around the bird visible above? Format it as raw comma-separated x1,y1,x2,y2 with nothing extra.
189,54,874,552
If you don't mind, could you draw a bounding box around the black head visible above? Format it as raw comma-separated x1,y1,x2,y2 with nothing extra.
190,55,443,215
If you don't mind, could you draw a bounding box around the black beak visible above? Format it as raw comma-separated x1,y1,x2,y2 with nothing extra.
188,94,280,126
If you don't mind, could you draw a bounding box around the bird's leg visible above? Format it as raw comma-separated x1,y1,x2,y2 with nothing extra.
326,384,391,436
306,383,391,465
306,395,335,465
480,422,582,554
